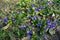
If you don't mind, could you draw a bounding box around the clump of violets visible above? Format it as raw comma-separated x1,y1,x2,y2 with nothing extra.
46,19,57,28
0,0,59,40
2,16,7,22
34,6,45,13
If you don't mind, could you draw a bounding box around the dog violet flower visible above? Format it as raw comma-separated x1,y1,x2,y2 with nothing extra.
19,25,26,29
27,30,31,34
50,20,57,28
46,19,51,25
47,25,51,28
26,30,31,39
46,19,51,28
29,16,37,20
36,23,41,27
53,20,57,25
34,8,39,12
32,4,35,7
29,15,33,19
46,0,53,5
33,16,37,20
46,19,50,23
50,23,55,28
2,17,7,22
17,10,20,14
26,30,31,37
11,17,15,21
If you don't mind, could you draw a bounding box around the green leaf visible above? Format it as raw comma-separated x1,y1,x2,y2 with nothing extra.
49,28,55,35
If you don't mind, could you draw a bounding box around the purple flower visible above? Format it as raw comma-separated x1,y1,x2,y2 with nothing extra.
46,19,51,26
27,34,31,40
34,8,39,12
19,25,26,29
36,23,41,27
11,17,15,21
17,10,20,14
46,1,53,5
27,30,31,34
32,4,35,7
27,31,31,40
46,19,50,23
47,23,51,25
52,20,57,25
29,16,37,20
50,20,57,28
26,30,31,35
50,24,55,28
2,17,7,22
33,16,37,20
37,7,41,10
29,15,33,19
46,19,51,28
47,25,51,28
38,5,43,8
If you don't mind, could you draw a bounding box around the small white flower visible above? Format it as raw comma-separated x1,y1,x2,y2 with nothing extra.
48,0,50,1
52,13,55,17
48,0,53,2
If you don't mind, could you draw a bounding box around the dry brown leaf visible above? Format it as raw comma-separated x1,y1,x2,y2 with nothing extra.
2,23,10,30
21,37,28,40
